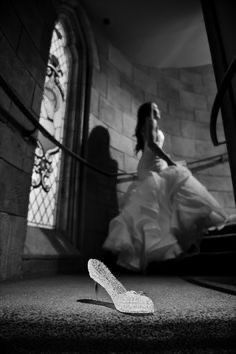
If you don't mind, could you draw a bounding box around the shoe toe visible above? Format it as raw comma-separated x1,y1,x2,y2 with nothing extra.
116,292,154,314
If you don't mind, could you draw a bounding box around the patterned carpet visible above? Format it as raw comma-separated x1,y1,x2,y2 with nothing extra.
0,275,235,353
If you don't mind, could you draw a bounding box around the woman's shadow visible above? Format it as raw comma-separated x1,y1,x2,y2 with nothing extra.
77,298,115,310
82,126,119,262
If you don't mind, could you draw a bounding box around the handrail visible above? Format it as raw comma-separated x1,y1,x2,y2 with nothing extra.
0,74,135,178
0,74,228,179
187,152,228,166
210,57,236,146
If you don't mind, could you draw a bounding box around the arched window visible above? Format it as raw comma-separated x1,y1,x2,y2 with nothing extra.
25,4,95,250
27,21,70,229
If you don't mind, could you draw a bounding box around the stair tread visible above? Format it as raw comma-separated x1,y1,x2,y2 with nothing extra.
203,233,236,239
195,250,236,256
206,222,236,236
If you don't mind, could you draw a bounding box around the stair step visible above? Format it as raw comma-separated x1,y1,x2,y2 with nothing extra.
201,233,236,252
148,250,236,275
199,250,236,256
203,233,236,239
147,225,236,276
205,222,236,236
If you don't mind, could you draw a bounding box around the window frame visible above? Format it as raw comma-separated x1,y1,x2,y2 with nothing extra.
26,3,94,250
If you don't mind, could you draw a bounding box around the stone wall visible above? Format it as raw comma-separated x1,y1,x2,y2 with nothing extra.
0,0,56,279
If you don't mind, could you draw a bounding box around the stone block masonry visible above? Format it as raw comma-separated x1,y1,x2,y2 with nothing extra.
109,46,133,80
109,128,134,157
0,213,27,280
99,96,123,133
92,68,107,98
107,77,132,112
0,0,56,279
0,121,34,174
122,112,136,139
0,159,31,217
17,29,46,84
179,90,208,110
0,34,35,108
134,67,157,95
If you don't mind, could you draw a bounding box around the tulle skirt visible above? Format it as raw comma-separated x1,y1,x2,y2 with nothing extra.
103,166,227,271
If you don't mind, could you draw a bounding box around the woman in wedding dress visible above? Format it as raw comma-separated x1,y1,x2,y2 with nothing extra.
103,102,228,272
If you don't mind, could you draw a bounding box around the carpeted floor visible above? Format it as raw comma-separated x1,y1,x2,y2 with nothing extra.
0,275,235,353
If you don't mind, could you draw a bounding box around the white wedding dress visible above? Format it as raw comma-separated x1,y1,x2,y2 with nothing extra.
103,130,227,271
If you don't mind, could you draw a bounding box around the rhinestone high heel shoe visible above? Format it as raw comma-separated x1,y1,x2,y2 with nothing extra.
88,259,154,314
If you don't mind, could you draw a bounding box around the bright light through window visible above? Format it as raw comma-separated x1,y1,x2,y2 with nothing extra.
27,21,70,228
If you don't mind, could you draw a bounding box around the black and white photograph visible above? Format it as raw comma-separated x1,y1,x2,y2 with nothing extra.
0,0,236,352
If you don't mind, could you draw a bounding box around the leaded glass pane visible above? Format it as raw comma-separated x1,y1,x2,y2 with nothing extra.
27,21,70,229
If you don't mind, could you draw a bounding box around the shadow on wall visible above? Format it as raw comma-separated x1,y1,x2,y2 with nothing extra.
82,126,119,260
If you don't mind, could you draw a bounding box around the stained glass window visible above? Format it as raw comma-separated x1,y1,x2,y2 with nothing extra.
27,21,70,228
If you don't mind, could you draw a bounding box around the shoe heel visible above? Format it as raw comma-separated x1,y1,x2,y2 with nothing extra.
94,281,99,301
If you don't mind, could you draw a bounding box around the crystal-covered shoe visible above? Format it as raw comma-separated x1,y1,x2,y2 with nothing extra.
88,259,155,314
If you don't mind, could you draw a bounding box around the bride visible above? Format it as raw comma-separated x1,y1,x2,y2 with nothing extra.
103,102,227,272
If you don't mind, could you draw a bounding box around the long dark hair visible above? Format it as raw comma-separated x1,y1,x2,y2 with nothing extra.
135,102,155,154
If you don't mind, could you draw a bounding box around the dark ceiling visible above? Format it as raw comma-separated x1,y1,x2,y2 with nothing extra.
80,0,211,68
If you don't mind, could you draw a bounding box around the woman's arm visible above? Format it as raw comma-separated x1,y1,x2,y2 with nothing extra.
145,116,176,166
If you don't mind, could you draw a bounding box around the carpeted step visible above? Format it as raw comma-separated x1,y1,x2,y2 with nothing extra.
147,249,236,276
200,233,236,252
205,222,236,236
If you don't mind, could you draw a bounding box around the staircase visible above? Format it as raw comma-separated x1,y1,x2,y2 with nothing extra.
148,222,236,278
198,222,236,273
